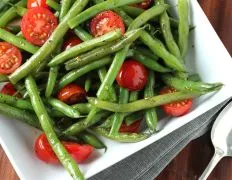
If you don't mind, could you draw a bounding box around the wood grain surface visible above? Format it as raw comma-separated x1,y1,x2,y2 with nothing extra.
0,0,232,179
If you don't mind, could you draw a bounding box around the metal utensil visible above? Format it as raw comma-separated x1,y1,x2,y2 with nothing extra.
199,100,232,180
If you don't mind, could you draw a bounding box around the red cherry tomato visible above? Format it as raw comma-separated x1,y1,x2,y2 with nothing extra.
1,83,17,96
35,133,59,164
57,84,86,105
27,0,48,9
119,120,141,133
64,142,94,163
0,42,22,74
63,37,82,50
132,0,153,9
90,10,125,37
35,133,94,164
159,87,193,117
116,59,148,91
21,7,58,46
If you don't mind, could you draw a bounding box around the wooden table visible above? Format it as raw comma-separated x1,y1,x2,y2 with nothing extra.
0,0,232,179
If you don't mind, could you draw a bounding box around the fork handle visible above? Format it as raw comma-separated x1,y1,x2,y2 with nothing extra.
199,149,224,180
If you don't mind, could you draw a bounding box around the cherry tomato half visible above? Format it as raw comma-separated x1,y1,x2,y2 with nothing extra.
64,142,94,163
159,87,193,117
63,36,82,51
27,0,48,9
1,83,17,96
57,84,86,105
132,0,153,9
116,59,148,91
21,7,58,46
35,133,94,164
119,120,141,133
0,42,22,74
90,10,125,37
35,133,59,164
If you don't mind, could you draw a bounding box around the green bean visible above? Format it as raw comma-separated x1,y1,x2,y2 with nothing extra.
46,0,60,11
99,111,142,128
132,50,172,73
113,8,134,27
129,91,139,102
9,0,89,84
125,112,144,126
81,131,106,149
59,0,72,21
6,25,21,34
117,7,185,71
0,0,11,12
0,102,40,128
92,127,148,143
134,47,159,60
84,77,91,92
121,5,179,29
0,0,26,28
0,93,33,111
25,75,84,180
178,0,189,58
188,73,201,82
110,88,129,135
144,71,157,132
47,98,82,119
98,114,115,128
74,27,93,41
140,31,185,71
68,0,143,29
128,4,169,30
98,67,117,102
121,5,144,17
49,29,122,66
88,87,222,113
72,103,92,115
62,111,111,136
58,57,112,89
0,28,39,53
11,3,27,16
45,67,59,98
162,74,223,92
0,74,8,82
65,28,142,70
157,0,181,59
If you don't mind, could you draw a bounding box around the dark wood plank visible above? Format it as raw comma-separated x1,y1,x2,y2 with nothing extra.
0,146,19,180
0,0,232,179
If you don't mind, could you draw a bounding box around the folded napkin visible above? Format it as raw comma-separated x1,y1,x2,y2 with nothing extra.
90,99,230,180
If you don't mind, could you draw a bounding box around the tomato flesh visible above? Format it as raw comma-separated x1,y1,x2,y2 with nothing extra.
57,84,86,105
119,120,141,133
159,87,193,117
35,133,94,164
90,10,125,37
27,0,48,9
63,36,82,50
21,7,58,46
0,42,22,74
116,59,148,91
132,0,153,9
1,83,17,96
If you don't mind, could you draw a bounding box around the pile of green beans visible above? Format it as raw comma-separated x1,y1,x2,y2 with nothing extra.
0,0,224,179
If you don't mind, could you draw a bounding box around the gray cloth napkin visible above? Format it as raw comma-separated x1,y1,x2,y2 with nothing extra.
89,99,230,180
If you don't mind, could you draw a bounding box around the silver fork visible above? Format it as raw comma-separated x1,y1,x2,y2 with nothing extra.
199,100,232,180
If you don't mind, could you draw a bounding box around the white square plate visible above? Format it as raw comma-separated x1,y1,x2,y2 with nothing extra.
1,0,232,179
